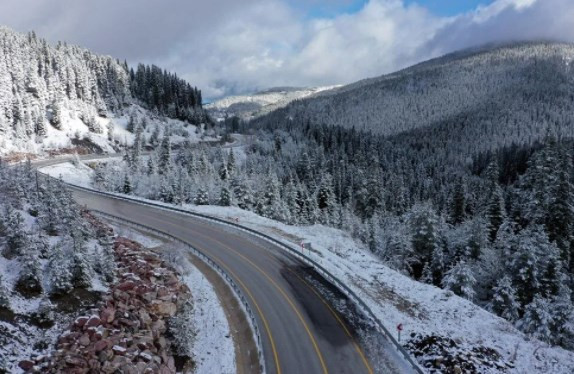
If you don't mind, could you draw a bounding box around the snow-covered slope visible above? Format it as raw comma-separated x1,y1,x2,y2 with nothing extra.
206,86,339,121
47,160,574,373
253,42,574,150
0,26,209,158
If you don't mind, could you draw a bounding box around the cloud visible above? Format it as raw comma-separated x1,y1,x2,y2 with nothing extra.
1,0,574,99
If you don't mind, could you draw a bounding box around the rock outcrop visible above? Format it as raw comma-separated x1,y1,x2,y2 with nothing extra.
21,236,192,373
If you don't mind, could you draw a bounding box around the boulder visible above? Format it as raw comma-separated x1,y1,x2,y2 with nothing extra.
94,340,109,353
150,301,177,317
86,316,101,328
18,360,35,371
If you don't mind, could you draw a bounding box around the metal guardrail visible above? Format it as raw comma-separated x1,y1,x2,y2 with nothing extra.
39,171,424,373
90,210,267,374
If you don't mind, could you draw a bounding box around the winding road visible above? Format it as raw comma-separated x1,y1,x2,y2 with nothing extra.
35,155,411,374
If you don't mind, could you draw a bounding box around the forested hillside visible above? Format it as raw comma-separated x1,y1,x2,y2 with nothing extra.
253,42,574,152
0,26,208,155
91,42,574,355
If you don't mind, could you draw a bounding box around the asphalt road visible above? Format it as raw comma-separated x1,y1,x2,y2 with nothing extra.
68,187,409,374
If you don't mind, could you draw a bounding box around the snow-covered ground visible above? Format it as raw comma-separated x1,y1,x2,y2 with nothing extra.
45,161,574,373
113,225,236,374
39,161,95,187
206,86,340,121
181,264,236,374
1,99,216,158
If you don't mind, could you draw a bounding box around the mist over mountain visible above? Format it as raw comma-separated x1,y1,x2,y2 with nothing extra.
206,85,339,121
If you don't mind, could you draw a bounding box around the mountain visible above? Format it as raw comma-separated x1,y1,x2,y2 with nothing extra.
253,42,574,158
0,26,209,157
205,85,339,121
236,42,574,356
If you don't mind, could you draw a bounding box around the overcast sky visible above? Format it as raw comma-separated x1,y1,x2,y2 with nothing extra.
1,0,573,100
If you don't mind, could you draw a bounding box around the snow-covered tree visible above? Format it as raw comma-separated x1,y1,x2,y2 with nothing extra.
0,274,10,309
489,275,520,322
48,245,74,295
442,260,476,301
518,296,553,343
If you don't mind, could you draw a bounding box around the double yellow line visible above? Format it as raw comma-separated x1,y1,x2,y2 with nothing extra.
187,224,373,374
120,209,373,374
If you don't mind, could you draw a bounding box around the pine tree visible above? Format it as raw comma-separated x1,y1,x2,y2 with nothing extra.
131,124,143,169
168,298,196,357
220,185,232,206
147,155,157,176
123,173,132,194
233,179,253,210
126,114,136,133
195,188,209,205
49,100,63,130
510,225,554,305
227,148,236,177
546,150,573,265
219,162,229,181
449,178,466,225
442,260,476,300
150,125,160,146
0,274,10,309
35,296,55,327
3,206,27,258
159,180,174,203
71,232,94,289
550,286,574,347
15,244,43,297
409,203,442,280
486,184,506,242
158,132,172,173
317,173,338,225
489,275,520,322
518,296,553,343
49,244,73,295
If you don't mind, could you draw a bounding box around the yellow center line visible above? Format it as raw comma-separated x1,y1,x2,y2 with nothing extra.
287,268,374,374
187,227,329,374
205,251,282,374
232,236,375,374
129,212,282,374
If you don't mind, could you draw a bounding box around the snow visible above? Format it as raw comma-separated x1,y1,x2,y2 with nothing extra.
182,265,236,374
50,160,574,373
108,224,163,249
111,222,236,374
180,206,574,373
39,161,94,187
206,85,340,121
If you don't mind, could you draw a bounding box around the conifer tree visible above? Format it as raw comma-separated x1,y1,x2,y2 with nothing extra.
220,185,232,206
35,296,55,327
123,174,132,194
489,275,520,322
0,274,10,309
15,244,43,297
49,244,73,295
195,188,209,205
227,148,236,177
126,114,136,133
519,296,553,343
71,231,94,289
4,206,27,258
449,178,466,225
158,132,172,173
442,260,476,301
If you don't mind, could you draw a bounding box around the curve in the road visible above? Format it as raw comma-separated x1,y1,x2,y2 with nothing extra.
42,178,411,374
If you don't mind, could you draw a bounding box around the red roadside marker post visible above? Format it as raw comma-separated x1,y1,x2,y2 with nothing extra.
397,323,403,342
